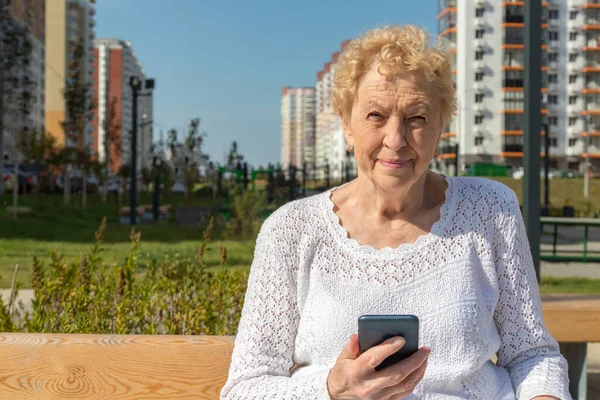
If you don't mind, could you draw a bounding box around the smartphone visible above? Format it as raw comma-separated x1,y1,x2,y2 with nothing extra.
358,315,419,371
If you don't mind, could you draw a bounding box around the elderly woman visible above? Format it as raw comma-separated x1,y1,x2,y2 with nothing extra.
221,25,570,399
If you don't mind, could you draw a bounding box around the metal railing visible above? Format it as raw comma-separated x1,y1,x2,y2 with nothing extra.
541,217,600,263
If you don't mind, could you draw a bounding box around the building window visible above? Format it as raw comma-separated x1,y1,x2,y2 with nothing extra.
549,116,558,125
475,93,484,103
570,32,578,41
475,115,484,125
569,95,578,104
475,50,484,60
548,31,559,41
570,53,578,62
569,117,578,126
570,10,578,20
549,10,559,19
549,137,558,147
548,95,558,104
548,52,558,62
476,8,485,17
475,136,484,145
569,75,577,84
503,70,524,87
504,90,524,109
548,74,558,83
475,72,484,81
569,138,578,146
476,29,485,39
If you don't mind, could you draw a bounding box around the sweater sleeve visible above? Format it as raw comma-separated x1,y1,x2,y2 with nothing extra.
220,210,331,399
492,190,571,400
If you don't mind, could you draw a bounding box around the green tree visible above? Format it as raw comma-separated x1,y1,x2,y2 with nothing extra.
227,141,244,169
17,128,57,194
117,163,131,206
60,38,95,207
101,96,121,203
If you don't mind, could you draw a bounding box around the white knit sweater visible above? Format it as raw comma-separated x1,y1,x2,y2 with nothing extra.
220,177,571,400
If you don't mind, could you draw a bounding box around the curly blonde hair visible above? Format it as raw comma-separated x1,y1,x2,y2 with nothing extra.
333,25,456,126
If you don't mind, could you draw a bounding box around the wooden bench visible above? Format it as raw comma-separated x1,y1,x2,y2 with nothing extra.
0,295,597,399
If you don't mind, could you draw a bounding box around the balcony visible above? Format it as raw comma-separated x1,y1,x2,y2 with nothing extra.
568,126,581,136
548,61,559,70
474,60,486,70
548,18,560,28
548,40,560,50
570,107,584,117
473,125,486,135
438,144,458,157
474,145,486,155
504,15,524,24
474,38,487,49
474,81,486,92
475,17,486,28
568,83,582,94
503,144,524,153
473,103,487,113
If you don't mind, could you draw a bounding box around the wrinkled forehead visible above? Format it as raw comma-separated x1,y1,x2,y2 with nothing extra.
356,64,439,109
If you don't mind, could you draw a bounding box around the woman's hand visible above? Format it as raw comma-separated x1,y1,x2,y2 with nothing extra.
327,334,430,400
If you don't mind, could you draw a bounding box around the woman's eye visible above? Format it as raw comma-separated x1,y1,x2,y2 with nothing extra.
367,112,383,120
409,115,426,122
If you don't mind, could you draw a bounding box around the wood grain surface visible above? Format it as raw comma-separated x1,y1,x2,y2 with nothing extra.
0,334,235,399
542,294,600,342
0,295,598,399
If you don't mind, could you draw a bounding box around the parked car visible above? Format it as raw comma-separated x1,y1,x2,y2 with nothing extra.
3,167,34,193
171,180,187,193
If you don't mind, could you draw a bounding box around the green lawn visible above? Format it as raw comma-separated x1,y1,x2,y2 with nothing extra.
0,192,256,288
1,180,600,292
492,177,600,216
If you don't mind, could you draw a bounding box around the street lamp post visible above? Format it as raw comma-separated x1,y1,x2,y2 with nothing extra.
152,156,162,221
129,76,155,226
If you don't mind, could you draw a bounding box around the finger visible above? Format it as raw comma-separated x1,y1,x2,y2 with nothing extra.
338,334,360,360
369,347,430,392
377,360,428,399
358,336,406,371
387,393,411,400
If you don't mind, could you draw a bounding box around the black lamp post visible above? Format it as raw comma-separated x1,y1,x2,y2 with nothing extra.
129,76,155,226
152,156,162,221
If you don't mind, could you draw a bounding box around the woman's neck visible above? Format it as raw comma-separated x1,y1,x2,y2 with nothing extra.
351,172,435,222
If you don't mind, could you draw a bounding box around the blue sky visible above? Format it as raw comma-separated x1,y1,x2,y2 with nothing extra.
96,0,438,167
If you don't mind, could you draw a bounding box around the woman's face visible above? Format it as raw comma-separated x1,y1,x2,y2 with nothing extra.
343,64,443,191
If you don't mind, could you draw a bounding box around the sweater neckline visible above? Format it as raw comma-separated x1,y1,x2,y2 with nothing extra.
322,175,456,256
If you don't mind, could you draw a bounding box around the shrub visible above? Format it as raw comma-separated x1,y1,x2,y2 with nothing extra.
1,218,249,335
225,189,268,240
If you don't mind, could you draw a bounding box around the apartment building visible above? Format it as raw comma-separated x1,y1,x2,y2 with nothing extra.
281,86,316,172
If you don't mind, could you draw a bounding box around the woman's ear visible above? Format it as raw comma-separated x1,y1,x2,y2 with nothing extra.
340,110,354,148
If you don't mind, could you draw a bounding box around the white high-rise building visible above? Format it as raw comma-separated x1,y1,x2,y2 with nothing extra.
315,40,355,181
280,87,316,172
438,0,600,176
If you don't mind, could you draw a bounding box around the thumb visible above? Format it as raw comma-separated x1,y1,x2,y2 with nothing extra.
339,334,360,360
